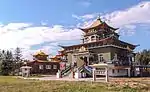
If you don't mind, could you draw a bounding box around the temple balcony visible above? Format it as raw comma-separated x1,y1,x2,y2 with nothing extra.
112,61,130,66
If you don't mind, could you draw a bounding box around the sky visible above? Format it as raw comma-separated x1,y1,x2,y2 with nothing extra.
0,0,150,60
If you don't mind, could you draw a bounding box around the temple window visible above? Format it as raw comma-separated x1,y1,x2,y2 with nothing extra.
91,44,94,47
106,34,110,38
91,36,95,41
112,69,115,73
91,29,93,32
39,65,43,70
98,54,103,62
91,36,94,38
53,65,57,69
85,37,88,42
91,29,94,32
99,37,101,40
96,36,99,40
117,70,119,73
102,34,105,38
46,65,51,69
88,30,91,33
89,44,91,47
100,56,103,62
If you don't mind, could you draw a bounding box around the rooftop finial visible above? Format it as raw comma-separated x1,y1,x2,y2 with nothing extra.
97,13,102,22
97,14,101,19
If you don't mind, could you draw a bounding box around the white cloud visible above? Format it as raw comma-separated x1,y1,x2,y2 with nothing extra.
124,25,136,29
73,1,150,35
41,20,48,26
80,14,96,20
2,23,31,30
72,14,81,20
104,1,150,27
0,23,82,60
72,13,97,28
79,0,91,7
22,42,59,60
1,1,150,60
77,20,94,28
72,13,97,21
0,25,82,49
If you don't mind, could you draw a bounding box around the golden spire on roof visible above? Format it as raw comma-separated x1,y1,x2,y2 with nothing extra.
81,14,103,29
34,50,48,56
89,16,103,28
97,14,102,21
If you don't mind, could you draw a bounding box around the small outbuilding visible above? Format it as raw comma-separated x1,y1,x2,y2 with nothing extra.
20,66,32,77
89,63,109,82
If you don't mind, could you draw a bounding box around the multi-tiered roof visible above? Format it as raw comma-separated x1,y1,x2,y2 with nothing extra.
60,17,137,52
32,50,49,62
80,17,118,32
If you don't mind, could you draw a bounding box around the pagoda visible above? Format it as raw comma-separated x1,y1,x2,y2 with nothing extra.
33,50,49,61
27,50,60,75
60,16,137,77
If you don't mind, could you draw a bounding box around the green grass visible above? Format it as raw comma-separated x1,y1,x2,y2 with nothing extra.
0,76,149,92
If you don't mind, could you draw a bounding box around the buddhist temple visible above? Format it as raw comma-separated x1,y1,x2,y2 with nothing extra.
33,50,49,61
50,49,67,70
50,49,66,62
60,16,137,77
27,50,60,75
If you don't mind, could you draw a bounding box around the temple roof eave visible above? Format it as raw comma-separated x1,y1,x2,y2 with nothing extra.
60,36,114,48
60,38,137,51
79,22,119,32
104,22,119,30
119,40,137,49
58,45,68,49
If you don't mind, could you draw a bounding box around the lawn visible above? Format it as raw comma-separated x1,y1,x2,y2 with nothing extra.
0,76,149,92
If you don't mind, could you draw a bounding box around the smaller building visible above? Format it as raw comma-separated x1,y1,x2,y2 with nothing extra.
133,65,150,77
50,49,67,70
20,66,32,77
27,51,60,75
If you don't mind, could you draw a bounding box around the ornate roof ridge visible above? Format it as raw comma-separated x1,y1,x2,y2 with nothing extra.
33,50,48,56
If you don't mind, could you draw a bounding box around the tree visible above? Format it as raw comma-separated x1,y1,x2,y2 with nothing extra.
14,47,22,63
0,48,24,76
0,50,14,75
136,49,150,65
13,47,23,74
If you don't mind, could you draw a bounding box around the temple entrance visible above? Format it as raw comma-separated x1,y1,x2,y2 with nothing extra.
79,55,95,66
79,56,88,65
74,52,96,67
83,57,88,65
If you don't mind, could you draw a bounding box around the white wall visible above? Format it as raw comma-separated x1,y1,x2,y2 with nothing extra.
108,69,128,77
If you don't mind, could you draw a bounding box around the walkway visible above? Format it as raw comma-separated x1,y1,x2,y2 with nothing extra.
17,76,150,84
17,76,106,82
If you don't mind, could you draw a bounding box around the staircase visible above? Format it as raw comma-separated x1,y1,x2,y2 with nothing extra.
78,65,93,77
61,64,72,77
60,63,93,78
